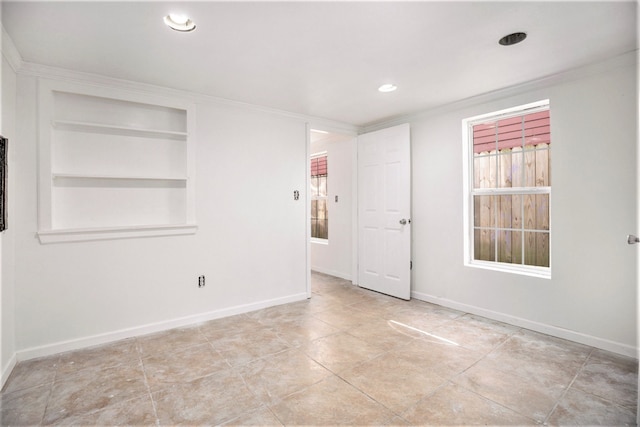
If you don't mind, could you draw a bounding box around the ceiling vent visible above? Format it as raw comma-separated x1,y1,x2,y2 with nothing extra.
499,32,527,46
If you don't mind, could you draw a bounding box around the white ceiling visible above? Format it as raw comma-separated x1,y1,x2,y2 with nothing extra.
2,1,637,127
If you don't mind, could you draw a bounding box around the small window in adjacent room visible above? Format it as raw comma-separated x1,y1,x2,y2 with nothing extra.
310,153,328,240
463,100,551,278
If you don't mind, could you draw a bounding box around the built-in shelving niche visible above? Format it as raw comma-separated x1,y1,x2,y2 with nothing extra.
37,79,197,243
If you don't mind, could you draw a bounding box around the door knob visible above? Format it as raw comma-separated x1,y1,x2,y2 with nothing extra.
399,219,410,225
627,234,639,245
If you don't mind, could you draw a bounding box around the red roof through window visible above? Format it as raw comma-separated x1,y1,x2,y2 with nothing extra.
473,110,550,154
311,156,327,176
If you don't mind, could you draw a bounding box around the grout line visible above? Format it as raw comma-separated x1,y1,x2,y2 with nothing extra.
38,382,56,426
36,355,61,426
395,380,454,421
542,347,595,425
230,350,334,425
137,344,161,427
39,355,156,425
264,405,286,427
333,373,403,416
452,381,541,425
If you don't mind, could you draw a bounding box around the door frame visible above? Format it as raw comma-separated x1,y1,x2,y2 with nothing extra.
351,133,359,285
305,123,410,291
305,123,311,298
305,123,359,293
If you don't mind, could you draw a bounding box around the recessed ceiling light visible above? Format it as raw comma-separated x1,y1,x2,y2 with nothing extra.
378,84,398,93
499,32,527,46
310,129,329,134
164,13,196,32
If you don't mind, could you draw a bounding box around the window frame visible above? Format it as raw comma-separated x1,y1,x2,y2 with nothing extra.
310,151,328,243
462,100,551,279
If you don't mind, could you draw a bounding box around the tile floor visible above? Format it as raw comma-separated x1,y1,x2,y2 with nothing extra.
1,272,638,426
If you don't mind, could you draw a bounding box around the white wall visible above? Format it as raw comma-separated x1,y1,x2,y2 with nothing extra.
310,134,354,280
1,52,17,382
404,57,637,356
12,73,316,358
5,42,637,365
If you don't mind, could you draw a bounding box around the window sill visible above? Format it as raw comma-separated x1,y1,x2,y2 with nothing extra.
465,260,551,279
38,224,198,244
311,238,329,245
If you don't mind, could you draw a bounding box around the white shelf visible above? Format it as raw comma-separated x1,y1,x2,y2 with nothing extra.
52,120,188,139
38,79,197,243
37,224,198,244
52,173,188,181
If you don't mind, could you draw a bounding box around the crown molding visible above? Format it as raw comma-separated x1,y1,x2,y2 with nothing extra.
362,49,639,133
17,61,358,134
9,25,633,136
1,25,23,72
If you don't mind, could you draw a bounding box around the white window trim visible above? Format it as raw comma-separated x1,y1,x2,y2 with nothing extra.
462,100,551,279
310,237,329,245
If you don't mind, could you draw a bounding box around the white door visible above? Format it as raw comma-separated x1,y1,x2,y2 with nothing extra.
357,123,411,300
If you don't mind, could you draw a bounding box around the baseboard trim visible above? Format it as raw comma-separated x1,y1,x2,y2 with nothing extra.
310,267,352,281
16,292,309,362
1,353,17,390
411,291,638,359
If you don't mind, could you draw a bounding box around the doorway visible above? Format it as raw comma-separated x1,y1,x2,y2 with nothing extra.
307,128,357,287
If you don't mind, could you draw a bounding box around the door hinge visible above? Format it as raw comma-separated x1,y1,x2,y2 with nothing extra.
410,261,413,270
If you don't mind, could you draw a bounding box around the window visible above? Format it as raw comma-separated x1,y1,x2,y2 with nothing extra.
310,153,328,240
463,100,551,278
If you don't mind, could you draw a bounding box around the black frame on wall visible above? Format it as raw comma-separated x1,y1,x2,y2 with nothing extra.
0,136,7,232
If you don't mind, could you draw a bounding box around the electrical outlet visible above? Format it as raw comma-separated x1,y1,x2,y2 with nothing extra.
198,275,205,288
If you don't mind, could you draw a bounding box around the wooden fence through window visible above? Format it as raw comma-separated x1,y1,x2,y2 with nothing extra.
310,155,328,239
472,109,550,267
